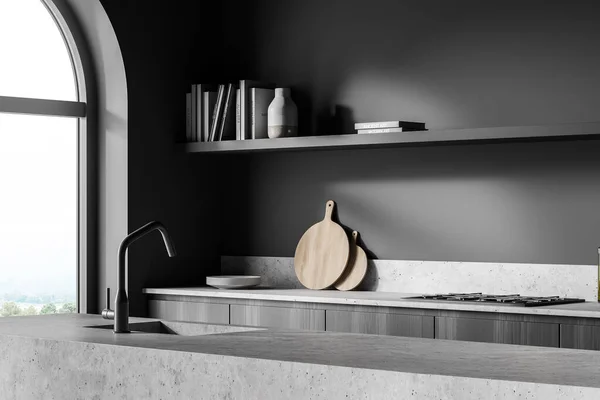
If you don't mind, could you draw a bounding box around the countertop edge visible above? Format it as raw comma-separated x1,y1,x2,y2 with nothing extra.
3,328,600,398
142,287,600,318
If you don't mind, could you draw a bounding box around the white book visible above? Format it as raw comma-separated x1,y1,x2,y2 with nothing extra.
185,93,192,142
236,89,241,140
194,84,216,141
239,80,275,140
355,121,401,130
357,127,404,134
251,88,274,139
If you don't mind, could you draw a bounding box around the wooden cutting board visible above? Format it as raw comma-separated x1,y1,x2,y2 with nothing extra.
335,231,368,291
294,200,350,290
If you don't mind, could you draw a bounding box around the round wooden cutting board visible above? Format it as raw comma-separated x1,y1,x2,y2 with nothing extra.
294,200,350,290
335,231,368,291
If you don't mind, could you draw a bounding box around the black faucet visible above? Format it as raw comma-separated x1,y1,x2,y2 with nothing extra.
102,221,176,333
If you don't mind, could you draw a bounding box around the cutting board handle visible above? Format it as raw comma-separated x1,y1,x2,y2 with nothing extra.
352,230,359,243
324,200,335,221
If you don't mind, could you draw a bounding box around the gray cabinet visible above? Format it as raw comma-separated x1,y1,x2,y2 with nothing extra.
326,310,434,338
148,299,229,324
230,304,325,331
560,324,600,350
436,317,559,347
146,294,600,351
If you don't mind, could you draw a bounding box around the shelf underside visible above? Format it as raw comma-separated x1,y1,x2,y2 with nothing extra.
182,122,600,154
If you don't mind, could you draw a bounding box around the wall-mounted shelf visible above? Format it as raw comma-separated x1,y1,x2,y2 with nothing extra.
182,122,600,154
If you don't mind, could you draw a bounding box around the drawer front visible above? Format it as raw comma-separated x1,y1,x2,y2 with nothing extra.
230,305,325,331
148,300,229,324
436,317,559,347
560,324,600,350
326,310,434,338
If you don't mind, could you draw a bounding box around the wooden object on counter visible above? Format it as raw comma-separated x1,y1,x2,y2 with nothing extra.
294,200,350,290
335,231,368,291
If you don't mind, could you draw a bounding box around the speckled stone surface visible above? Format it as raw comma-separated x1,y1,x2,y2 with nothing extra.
221,256,301,289
1,314,600,400
94,320,266,336
1,335,599,399
221,256,598,301
2,335,598,399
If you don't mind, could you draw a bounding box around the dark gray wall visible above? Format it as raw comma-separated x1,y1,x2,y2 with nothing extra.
98,0,600,318
224,141,600,265
99,0,235,316
222,0,600,265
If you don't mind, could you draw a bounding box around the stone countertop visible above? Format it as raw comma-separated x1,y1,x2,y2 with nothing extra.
143,287,600,318
2,313,600,391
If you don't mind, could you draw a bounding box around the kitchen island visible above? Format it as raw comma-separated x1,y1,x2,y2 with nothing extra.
0,314,599,399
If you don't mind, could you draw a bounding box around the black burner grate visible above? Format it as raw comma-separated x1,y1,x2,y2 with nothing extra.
415,293,585,307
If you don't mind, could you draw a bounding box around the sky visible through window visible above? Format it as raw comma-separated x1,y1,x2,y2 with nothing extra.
0,0,77,316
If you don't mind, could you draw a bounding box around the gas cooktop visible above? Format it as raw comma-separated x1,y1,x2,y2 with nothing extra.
410,293,585,307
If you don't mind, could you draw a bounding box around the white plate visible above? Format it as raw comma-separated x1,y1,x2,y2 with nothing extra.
206,275,261,290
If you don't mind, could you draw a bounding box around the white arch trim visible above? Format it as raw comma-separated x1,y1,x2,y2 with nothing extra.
44,0,128,314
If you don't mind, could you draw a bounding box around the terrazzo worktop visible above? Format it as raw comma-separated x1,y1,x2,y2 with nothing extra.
221,256,599,301
1,314,600,398
143,287,600,319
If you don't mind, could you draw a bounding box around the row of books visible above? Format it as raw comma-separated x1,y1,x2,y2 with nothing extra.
185,80,275,143
355,121,426,134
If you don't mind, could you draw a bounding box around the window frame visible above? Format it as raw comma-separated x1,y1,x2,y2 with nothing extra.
0,0,97,313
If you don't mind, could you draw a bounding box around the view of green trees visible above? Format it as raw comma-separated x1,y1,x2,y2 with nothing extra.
0,290,76,318
1,292,73,305
0,301,76,317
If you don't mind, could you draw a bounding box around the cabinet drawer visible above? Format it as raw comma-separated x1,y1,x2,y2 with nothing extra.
230,305,325,331
148,300,229,324
326,310,434,338
560,324,600,350
436,317,559,347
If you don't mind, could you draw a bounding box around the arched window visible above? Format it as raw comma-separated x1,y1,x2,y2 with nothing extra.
0,0,87,316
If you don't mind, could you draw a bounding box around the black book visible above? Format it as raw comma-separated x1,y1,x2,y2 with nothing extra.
209,85,226,142
191,85,198,141
218,84,236,141
203,91,217,142
354,121,426,131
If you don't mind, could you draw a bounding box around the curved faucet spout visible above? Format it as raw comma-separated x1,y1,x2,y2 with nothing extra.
119,221,177,259
103,221,177,333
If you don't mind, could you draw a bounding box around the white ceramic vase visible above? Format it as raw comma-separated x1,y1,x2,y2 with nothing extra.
267,88,298,138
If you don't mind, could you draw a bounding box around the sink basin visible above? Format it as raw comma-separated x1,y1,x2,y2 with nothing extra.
86,320,264,336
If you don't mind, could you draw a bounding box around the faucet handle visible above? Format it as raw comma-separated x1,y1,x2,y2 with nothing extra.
102,287,114,320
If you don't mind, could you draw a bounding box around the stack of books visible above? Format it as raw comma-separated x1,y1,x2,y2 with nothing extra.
355,121,426,134
185,80,276,143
